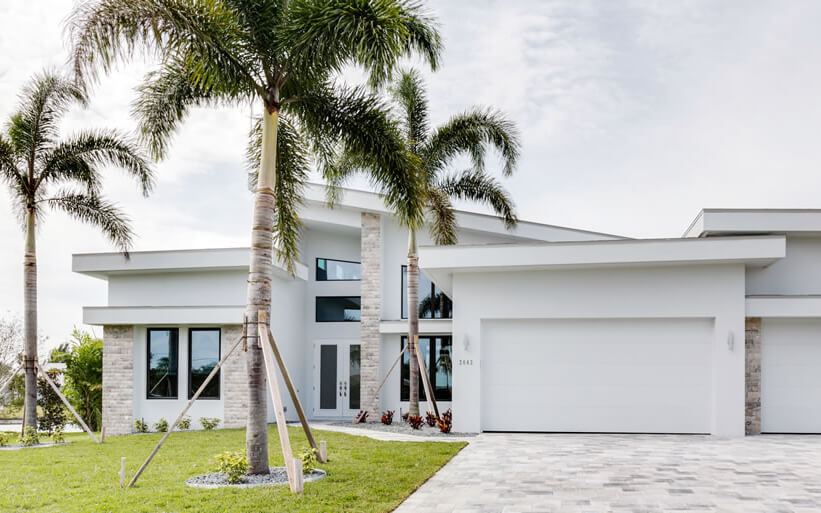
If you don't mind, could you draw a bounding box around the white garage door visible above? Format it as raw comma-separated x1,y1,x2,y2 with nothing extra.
761,319,821,433
481,318,713,433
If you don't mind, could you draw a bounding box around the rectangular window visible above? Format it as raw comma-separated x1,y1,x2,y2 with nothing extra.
147,328,179,399
316,258,361,281
401,266,453,319
188,328,220,399
400,336,452,402
316,296,361,322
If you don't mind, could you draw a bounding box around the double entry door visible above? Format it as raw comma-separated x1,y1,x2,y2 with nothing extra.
313,340,360,417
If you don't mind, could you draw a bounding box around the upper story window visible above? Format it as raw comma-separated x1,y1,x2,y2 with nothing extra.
188,328,220,399
401,266,453,319
316,296,361,322
147,328,179,399
316,258,361,281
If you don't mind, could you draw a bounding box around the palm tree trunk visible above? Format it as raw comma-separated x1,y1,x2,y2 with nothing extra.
407,229,420,416
245,105,279,475
23,208,37,430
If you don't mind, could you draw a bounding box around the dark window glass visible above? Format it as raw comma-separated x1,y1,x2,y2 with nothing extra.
400,336,452,401
147,328,179,399
316,296,361,322
316,258,361,281
319,345,337,409
401,266,453,319
349,345,360,410
189,328,220,399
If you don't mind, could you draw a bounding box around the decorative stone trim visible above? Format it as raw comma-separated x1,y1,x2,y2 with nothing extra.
360,212,382,420
222,325,248,428
102,325,134,435
745,317,762,435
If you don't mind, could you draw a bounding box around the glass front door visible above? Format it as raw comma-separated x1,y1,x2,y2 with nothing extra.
314,340,361,417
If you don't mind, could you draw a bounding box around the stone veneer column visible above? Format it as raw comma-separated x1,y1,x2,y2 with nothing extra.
360,212,382,420
221,325,248,428
102,325,134,435
745,317,762,435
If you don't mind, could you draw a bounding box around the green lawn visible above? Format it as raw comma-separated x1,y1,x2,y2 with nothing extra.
0,426,465,513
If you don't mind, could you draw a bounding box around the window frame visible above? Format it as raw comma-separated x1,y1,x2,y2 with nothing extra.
146,327,180,400
315,296,362,323
187,327,221,400
400,265,453,320
315,257,362,282
400,335,453,402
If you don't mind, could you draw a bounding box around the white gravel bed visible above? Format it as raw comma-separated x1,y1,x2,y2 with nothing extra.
331,421,475,438
186,467,326,489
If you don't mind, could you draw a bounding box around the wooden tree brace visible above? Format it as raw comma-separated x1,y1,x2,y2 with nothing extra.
35,363,100,444
414,336,440,419
0,364,21,397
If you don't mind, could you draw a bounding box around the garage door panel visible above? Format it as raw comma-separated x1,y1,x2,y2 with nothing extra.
761,319,821,433
481,318,713,433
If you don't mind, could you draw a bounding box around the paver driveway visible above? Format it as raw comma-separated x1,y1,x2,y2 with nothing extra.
395,433,821,513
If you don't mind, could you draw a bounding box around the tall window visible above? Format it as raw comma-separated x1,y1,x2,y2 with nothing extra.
189,328,220,399
147,328,179,399
316,296,361,322
401,266,453,319
400,336,452,401
316,258,361,281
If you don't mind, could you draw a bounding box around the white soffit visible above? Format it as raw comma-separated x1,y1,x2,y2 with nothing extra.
684,209,821,238
82,305,245,325
72,247,308,281
420,235,786,296
746,296,821,318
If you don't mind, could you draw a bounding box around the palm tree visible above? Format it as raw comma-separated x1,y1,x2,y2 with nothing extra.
331,69,520,416
70,0,440,474
0,70,153,431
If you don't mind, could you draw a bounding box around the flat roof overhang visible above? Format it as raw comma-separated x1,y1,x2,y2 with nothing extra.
82,305,246,326
419,235,786,297
684,209,821,238
746,295,821,318
72,247,308,281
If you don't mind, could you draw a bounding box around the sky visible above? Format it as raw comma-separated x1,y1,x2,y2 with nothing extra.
2,0,821,347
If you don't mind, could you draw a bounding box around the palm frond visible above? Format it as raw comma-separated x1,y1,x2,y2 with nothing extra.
426,186,457,245
423,108,521,177
437,169,517,228
44,191,134,254
284,0,441,87
0,136,26,197
39,130,154,196
390,69,428,151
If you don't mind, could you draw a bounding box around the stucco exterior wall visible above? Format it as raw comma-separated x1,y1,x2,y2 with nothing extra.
746,236,821,295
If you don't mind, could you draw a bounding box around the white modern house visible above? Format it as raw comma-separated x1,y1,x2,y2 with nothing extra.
74,185,821,437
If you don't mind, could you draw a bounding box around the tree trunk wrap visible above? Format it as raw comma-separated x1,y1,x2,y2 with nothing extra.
245,107,279,475
407,229,420,416
23,208,37,430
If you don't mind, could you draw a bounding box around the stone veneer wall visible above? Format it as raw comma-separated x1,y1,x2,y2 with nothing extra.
745,317,762,435
102,325,134,435
360,212,382,420
221,324,248,428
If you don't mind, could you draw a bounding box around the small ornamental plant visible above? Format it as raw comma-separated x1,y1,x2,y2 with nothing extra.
134,418,148,433
154,418,168,433
437,409,453,434
401,411,409,422
0,432,9,447
425,411,437,427
214,451,248,484
381,410,394,425
300,447,319,473
19,426,40,447
177,416,191,430
51,426,66,444
407,415,424,430
200,417,221,431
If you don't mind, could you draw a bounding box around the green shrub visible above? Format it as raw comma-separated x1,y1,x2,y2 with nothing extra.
214,451,248,484
300,447,319,473
134,418,148,433
154,418,168,433
37,369,67,435
177,416,191,430
51,426,65,444
200,417,220,431
51,330,103,432
19,426,39,446
0,432,9,447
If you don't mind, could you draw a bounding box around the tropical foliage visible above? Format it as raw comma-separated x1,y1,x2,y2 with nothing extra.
51,329,104,431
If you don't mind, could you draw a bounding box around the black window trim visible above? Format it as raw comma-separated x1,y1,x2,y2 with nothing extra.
146,327,180,400
315,295,362,323
315,257,362,282
188,327,221,400
400,265,452,320
400,334,453,402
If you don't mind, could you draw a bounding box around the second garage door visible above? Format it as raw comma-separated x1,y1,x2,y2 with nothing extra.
481,318,713,433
